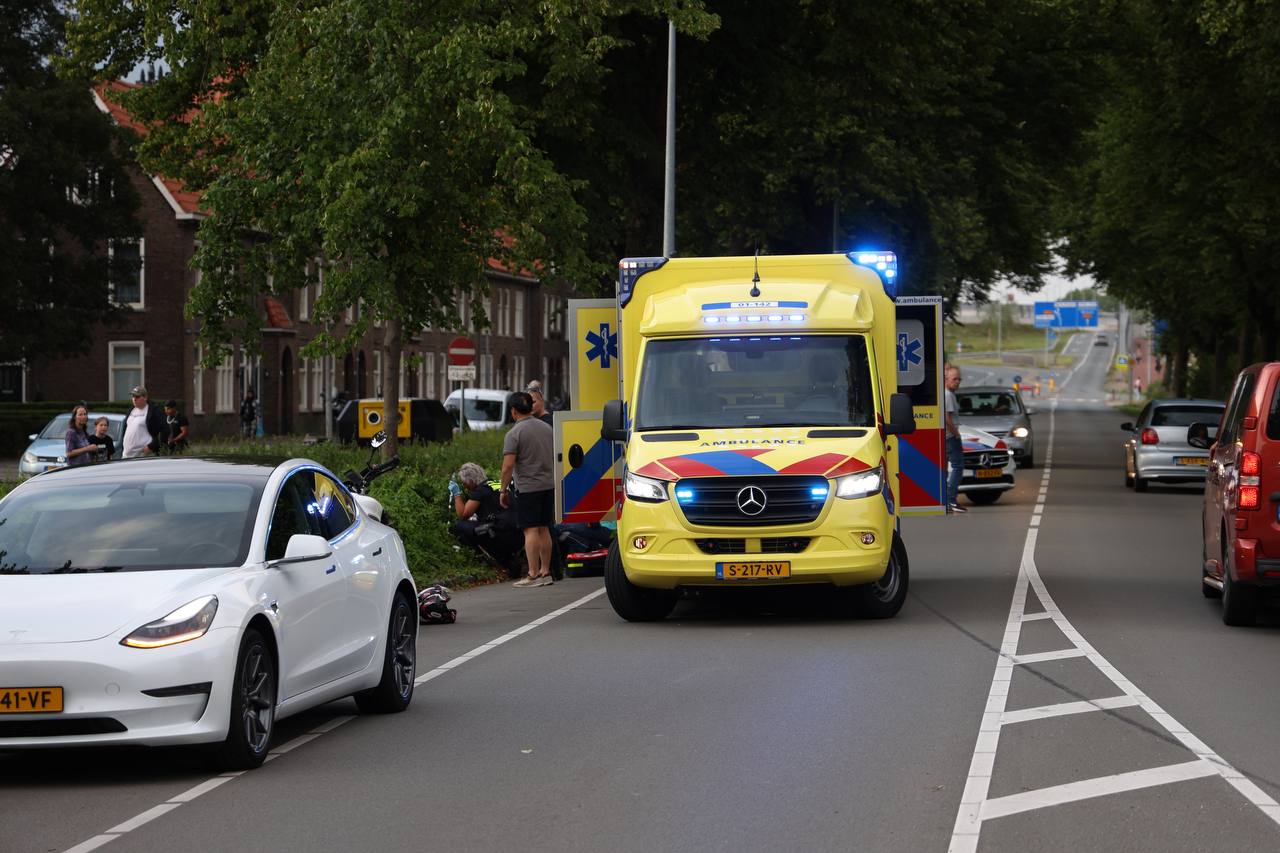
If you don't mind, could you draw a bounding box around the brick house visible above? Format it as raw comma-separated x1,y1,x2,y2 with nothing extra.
11,81,573,437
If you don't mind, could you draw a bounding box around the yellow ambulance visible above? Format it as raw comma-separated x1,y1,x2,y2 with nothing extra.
589,253,916,621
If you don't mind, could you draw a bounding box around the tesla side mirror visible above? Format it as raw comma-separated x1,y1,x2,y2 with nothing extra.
1120,422,1133,432
1025,408,1037,416
353,493,385,523
270,534,333,567
1187,422,1212,450
601,399,628,442
883,393,915,436
28,433,37,441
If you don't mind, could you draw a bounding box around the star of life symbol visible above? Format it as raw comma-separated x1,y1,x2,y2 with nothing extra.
897,333,923,373
585,322,618,368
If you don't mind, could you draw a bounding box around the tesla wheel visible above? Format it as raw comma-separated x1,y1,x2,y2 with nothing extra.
967,491,1002,505
356,592,417,713
217,628,276,770
1221,544,1258,626
605,541,677,622
850,536,909,619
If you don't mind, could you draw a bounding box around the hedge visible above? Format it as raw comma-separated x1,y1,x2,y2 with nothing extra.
0,428,515,589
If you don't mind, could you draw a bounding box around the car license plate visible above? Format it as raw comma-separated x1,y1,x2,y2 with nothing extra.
716,561,791,579
976,469,1003,479
0,687,63,713
1175,456,1208,466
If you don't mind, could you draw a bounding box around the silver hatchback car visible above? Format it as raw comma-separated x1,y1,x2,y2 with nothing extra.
1121,398,1225,492
955,386,1036,468
18,413,127,478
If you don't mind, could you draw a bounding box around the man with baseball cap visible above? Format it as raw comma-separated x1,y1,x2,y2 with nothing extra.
121,386,168,458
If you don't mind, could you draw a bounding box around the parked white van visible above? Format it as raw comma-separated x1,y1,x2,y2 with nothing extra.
443,388,517,431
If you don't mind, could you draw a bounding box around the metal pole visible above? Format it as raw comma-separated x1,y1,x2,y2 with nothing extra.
997,302,1002,357
662,20,676,258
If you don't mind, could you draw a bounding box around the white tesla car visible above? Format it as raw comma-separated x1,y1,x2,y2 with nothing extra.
0,456,417,768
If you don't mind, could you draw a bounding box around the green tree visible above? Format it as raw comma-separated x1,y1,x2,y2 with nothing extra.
64,0,715,453
0,0,140,366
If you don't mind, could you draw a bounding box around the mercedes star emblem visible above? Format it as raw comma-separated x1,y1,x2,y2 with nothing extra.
736,485,767,516
978,453,991,468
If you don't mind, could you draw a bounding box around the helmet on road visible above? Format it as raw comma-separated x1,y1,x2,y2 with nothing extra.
417,584,457,624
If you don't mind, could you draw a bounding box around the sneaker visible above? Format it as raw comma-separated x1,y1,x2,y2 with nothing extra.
512,576,536,587
531,574,554,587
949,503,968,514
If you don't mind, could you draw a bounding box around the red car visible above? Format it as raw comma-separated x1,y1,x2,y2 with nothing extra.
1194,362,1280,625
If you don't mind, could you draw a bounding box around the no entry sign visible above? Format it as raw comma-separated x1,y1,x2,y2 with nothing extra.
447,337,476,366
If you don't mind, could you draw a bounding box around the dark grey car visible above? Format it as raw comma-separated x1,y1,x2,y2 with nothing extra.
955,386,1036,468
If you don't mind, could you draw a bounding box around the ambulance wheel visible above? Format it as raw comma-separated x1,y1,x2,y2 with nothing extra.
851,535,909,619
605,542,677,622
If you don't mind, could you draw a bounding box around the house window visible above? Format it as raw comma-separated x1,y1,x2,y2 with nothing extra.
215,355,235,412
514,355,525,390
298,271,309,322
311,357,324,411
192,343,204,415
373,350,383,396
299,357,310,412
438,353,447,398
514,291,525,339
108,341,143,401
109,239,144,308
421,352,435,399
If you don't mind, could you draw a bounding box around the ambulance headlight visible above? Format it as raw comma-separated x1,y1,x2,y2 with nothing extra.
624,470,668,503
835,468,882,499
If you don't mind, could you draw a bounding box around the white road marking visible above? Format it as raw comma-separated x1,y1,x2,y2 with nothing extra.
948,400,1280,852
62,586,607,853
981,760,1217,821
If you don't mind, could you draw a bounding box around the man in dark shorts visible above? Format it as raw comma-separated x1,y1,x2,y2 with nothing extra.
499,391,555,587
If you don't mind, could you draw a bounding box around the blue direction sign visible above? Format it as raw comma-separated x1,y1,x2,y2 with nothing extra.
1033,300,1100,329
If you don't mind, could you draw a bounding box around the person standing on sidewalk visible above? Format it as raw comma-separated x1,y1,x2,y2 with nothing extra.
499,391,556,587
121,386,167,458
944,365,967,514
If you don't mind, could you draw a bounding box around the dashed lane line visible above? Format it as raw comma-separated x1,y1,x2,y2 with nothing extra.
947,401,1280,852
62,587,607,853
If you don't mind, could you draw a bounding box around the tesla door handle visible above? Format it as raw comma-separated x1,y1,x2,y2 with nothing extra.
325,565,337,574
371,547,383,557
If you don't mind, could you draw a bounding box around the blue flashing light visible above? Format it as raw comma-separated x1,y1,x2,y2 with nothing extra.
810,486,830,498
847,250,899,300
675,488,694,502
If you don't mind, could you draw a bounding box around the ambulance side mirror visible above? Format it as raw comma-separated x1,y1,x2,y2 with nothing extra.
883,393,915,436
601,399,629,442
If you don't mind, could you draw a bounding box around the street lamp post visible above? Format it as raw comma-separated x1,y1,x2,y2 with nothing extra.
662,21,676,258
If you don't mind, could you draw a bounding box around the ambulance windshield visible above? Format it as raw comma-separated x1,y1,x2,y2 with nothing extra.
634,335,875,431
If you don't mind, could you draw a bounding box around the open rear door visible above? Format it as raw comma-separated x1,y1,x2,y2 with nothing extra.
555,299,623,523
895,296,946,516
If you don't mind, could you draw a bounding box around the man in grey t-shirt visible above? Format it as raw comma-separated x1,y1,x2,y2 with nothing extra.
500,391,556,587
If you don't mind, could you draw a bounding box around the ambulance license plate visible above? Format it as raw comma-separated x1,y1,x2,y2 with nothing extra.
716,561,791,579
0,687,63,713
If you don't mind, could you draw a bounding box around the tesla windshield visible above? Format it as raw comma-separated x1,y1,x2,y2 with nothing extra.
634,335,876,430
0,479,264,573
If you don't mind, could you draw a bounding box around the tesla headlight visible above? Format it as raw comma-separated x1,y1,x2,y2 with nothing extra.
22,452,36,465
624,469,668,503
1011,426,1030,438
121,595,218,649
835,467,882,499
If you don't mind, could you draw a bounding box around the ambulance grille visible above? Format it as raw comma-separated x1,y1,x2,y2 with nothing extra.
677,476,827,527
695,537,811,555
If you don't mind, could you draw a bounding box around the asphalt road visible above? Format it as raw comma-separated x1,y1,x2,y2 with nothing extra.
6,340,1280,853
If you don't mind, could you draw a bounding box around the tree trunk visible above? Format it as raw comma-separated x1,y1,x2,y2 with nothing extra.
1211,335,1229,399
382,317,402,460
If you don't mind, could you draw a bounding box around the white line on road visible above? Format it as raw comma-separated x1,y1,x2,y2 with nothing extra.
62,586,607,853
948,401,1280,852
